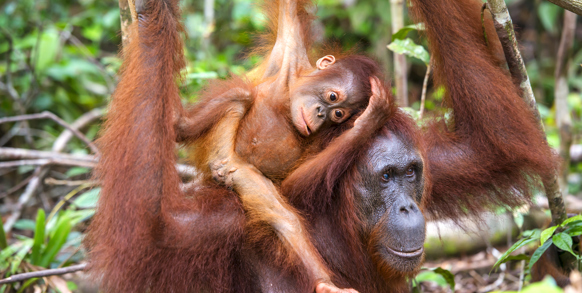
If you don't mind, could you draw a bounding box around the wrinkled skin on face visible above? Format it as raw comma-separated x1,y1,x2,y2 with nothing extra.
356,132,426,274
289,55,370,136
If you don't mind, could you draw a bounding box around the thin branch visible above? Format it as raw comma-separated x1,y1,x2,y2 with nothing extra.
0,159,95,169
486,1,536,113
0,173,34,199
0,112,99,154
487,0,567,227
2,110,103,232
0,123,21,147
0,148,96,165
545,0,582,16
3,168,46,232
419,60,431,120
0,147,199,178
44,178,98,186
52,108,104,152
554,11,577,197
0,263,87,285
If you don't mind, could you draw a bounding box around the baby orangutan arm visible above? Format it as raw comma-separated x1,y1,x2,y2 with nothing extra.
175,87,253,143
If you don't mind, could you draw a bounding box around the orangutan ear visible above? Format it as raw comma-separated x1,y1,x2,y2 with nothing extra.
316,55,336,70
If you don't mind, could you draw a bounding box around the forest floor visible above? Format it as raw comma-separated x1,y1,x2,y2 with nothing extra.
422,251,524,292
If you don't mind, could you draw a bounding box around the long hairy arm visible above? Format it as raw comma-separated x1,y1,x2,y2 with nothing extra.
84,0,185,291
410,0,557,220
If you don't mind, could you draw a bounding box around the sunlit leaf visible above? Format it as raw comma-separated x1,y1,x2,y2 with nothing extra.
387,38,430,64
552,233,576,257
414,270,448,287
72,188,100,209
561,214,582,226
36,28,60,72
540,225,558,245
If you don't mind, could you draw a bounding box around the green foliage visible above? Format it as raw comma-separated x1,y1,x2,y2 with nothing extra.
391,23,425,41
387,38,430,64
537,2,562,35
0,217,7,250
413,267,455,290
494,214,582,286
30,209,46,265
0,189,96,291
492,229,540,270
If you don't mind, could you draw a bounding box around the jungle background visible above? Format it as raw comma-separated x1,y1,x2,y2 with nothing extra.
1,0,582,292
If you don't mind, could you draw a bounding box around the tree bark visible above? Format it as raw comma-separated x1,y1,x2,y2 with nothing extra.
391,0,408,107
546,0,582,16
487,0,567,228
554,11,576,197
119,0,136,48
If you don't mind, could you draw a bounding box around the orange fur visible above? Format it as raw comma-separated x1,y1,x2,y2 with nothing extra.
85,0,559,292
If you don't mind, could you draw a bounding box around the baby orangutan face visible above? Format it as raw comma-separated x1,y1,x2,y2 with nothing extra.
290,55,371,136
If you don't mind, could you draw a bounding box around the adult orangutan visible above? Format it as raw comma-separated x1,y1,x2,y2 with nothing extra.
84,0,558,292
85,0,389,292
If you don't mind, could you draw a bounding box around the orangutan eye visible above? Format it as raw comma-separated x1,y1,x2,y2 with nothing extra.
406,167,415,177
334,110,344,118
329,92,338,102
382,173,390,181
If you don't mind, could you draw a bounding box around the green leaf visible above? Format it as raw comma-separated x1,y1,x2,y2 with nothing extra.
541,225,558,245
414,270,448,287
10,240,33,274
493,236,538,270
65,167,90,178
387,38,430,64
13,219,36,231
15,278,37,293
31,209,46,265
0,216,7,250
391,23,425,41
36,28,60,72
529,239,553,269
72,188,100,209
552,233,576,257
564,222,582,237
433,267,455,289
562,214,582,226
39,219,71,267
538,2,562,34
67,281,78,291
495,254,530,266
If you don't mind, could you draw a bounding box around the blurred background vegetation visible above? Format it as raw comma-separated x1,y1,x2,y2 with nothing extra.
0,0,581,292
